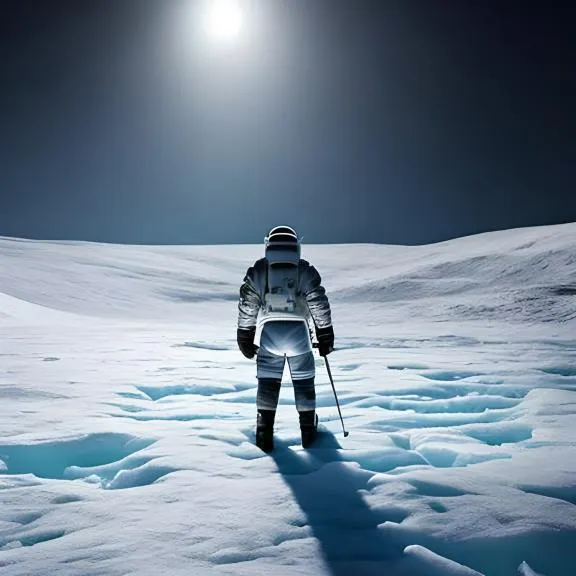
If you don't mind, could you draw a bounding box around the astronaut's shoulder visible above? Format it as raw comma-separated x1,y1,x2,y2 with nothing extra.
245,258,267,278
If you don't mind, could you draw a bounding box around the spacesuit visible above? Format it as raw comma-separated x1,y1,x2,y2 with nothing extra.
237,226,334,452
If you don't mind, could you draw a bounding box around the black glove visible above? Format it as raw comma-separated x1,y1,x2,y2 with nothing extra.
316,325,334,357
237,327,258,359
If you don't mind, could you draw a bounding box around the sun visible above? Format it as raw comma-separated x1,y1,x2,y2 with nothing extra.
203,0,244,43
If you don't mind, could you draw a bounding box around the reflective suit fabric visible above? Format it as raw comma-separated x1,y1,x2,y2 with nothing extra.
256,320,315,380
237,258,332,331
238,258,332,413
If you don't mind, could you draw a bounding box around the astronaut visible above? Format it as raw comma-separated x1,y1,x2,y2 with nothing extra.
237,226,334,452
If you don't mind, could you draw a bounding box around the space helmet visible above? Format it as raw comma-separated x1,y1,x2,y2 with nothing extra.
264,225,301,262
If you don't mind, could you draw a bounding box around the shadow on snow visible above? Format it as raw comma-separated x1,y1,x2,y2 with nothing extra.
270,430,405,576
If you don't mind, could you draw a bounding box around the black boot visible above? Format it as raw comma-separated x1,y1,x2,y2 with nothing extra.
256,409,276,453
299,410,318,448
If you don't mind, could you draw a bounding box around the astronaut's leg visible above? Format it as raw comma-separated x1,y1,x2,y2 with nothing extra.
292,377,316,412
256,377,281,452
287,352,318,447
255,348,285,452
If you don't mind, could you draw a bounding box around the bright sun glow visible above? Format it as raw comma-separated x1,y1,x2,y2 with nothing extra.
203,0,243,42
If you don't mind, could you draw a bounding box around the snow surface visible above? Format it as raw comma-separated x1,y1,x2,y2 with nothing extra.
1,223,575,576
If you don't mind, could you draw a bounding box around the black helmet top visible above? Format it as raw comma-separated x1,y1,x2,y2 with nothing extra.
265,225,299,246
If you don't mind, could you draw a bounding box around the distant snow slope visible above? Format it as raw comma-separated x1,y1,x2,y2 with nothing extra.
1,222,574,324
1,223,575,576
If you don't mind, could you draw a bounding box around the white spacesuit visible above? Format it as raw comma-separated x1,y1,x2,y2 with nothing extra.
237,226,334,452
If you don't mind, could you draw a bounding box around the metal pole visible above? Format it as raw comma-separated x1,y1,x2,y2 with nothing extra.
324,356,349,437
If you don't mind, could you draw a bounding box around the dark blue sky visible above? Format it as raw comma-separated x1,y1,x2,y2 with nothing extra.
1,0,575,245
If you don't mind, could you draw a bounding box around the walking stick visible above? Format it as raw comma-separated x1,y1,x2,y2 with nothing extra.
323,355,349,437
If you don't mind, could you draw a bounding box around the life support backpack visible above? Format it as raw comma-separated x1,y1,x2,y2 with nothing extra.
263,234,301,314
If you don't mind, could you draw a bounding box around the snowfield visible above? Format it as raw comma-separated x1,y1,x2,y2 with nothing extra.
1,223,575,576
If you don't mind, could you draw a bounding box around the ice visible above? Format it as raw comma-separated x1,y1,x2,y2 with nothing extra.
518,561,547,576
1,223,575,575
403,544,484,575
0,434,154,479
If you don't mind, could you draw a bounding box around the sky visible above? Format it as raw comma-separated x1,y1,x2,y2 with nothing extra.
1,0,575,246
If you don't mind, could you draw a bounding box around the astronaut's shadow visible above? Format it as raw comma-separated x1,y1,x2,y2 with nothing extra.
270,431,404,576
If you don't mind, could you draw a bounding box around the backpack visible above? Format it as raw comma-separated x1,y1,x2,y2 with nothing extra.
263,243,300,314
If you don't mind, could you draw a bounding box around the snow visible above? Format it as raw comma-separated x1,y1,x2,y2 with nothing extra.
0,222,575,575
